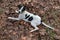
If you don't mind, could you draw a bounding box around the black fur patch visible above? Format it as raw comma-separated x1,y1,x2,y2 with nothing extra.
28,16,33,21
17,5,22,9
25,14,33,21
25,14,27,17
21,6,26,12
18,11,20,13
17,5,26,12
25,14,30,19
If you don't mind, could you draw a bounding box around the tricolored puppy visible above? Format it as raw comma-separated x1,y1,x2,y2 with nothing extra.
8,5,54,32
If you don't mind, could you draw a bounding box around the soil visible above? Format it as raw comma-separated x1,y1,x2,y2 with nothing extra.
0,0,60,40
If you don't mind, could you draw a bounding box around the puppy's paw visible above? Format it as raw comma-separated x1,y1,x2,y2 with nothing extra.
30,30,34,32
30,28,39,32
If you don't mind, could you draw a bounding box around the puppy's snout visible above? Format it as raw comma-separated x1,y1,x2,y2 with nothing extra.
15,10,19,13
15,10,21,14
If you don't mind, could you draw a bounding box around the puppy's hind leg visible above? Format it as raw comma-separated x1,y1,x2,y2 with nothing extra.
30,23,39,32
8,17,20,20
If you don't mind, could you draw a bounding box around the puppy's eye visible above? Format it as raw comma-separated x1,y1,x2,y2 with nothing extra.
19,11,20,13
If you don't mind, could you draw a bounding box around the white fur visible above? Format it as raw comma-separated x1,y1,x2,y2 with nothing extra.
8,10,54,32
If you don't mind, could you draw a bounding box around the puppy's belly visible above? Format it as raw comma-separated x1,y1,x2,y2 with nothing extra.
32,16,41,25
32,19,41,25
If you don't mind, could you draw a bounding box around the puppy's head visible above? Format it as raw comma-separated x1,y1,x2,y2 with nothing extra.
16,5,26,14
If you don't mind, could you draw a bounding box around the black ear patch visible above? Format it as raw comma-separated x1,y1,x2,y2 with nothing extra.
17,5,26,12
17,5,22,9
21,6,26,12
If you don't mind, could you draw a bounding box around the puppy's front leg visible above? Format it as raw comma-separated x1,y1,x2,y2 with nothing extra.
8,17,20,20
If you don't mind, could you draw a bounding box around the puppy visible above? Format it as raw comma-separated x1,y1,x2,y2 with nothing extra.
8,5,54,32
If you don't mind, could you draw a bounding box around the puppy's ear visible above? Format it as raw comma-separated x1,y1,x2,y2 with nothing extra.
21,6,26,12
17,5,22,9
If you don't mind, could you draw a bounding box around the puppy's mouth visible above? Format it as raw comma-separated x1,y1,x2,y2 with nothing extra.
15,10,22,14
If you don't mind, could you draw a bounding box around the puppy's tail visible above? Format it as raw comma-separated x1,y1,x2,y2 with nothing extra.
41,22,55,30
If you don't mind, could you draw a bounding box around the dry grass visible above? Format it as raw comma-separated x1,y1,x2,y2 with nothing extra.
0,0,60,40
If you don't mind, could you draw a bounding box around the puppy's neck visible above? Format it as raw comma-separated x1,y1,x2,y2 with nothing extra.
22,11,29,14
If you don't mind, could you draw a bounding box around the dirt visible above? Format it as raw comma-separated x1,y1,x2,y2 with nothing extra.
0,0,60,40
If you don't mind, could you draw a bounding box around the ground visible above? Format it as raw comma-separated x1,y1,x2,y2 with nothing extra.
0,0,60,40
